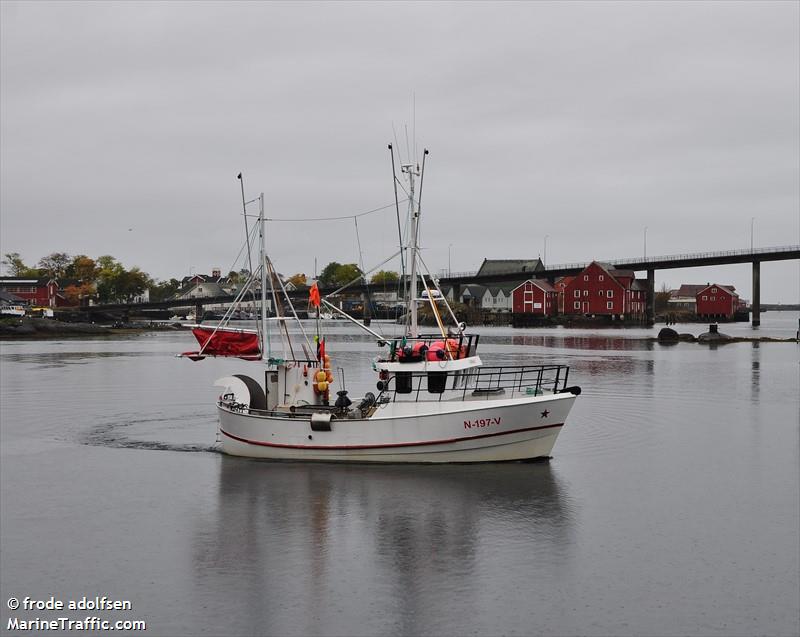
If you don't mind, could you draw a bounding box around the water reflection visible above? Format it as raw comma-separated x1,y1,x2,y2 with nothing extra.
191,459,573,635
510,334,655,351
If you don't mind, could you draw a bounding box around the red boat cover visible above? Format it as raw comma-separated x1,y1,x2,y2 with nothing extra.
182,327,261,361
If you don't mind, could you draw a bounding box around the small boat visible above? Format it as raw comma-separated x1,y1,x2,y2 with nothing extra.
1,304,27,317
180,152,580,463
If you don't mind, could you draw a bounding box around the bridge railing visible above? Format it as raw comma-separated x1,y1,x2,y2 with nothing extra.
438,245,799,279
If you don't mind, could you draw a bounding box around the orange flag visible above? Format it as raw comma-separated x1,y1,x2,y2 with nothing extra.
309,282,321,307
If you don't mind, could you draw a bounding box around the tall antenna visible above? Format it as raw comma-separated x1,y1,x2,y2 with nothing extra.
237,173,254,276
412,91,416,165
416,148,429,251
238,173,260,344
402,160,420,337
388,144,407,304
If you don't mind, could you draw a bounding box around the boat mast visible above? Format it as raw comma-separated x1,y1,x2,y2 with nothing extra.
402,161,420,338
259,192,269,362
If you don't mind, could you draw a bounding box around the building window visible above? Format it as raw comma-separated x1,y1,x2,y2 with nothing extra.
711,287,717,293
584,275,589,281
583,290,588,297
574,290,580,298
599,275,604,281
702,295,707,300
607,301,613,309
574,301,580,310
607,290,613,298
598,290,603,296
711,297,716,301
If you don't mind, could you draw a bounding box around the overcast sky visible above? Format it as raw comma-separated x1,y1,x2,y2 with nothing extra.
2,1,798,302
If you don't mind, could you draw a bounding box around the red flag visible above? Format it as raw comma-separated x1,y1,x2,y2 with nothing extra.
317,337,325,364
309,282,321,308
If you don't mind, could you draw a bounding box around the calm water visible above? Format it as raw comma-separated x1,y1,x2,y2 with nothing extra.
1,314,798,636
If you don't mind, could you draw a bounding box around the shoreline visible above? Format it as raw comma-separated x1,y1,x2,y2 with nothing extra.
1,317,796,343
0,317,190,339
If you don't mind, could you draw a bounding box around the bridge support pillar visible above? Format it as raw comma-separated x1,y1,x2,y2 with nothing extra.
752,261,760,327
646,269,655,326
451,283,461,303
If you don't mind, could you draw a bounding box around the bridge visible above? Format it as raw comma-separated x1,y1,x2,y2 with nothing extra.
78,245,799,327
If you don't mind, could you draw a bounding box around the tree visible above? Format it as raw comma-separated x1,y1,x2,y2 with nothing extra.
94,257,151,302
66,255,98,282
655,283,671,313
2,253,40,277
149,278,182,302
317,262,342,287
37,252,72,278
116,267,151,302
318,262,362,288
371,270,399,285
287,273,307,287
62,282,96,306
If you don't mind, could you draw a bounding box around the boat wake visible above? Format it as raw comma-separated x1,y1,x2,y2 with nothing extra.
80,412,219,454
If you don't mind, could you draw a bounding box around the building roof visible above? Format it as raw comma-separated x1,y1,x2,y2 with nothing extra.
461,284,487,297
697,283,738,298
476,259,543,277
673,284,707,298
609,269,635,279
0,276,51,286
0,290,26,303
511,279,556,294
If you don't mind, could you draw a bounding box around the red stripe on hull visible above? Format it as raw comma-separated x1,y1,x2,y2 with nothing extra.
219,422,564,451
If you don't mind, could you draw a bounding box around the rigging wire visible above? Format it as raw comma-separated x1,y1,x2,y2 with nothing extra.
266,200,406,223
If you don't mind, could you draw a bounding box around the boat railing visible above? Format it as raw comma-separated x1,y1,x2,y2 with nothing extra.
382,363,571,402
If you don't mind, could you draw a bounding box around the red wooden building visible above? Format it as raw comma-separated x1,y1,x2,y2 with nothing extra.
0,277,65,307
695,284,739,319
511,279,556,316
562,262,646,320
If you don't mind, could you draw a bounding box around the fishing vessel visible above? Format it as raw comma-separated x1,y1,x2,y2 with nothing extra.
181,150,580,462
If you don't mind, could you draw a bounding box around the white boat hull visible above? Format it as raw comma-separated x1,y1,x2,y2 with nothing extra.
217,392,576,463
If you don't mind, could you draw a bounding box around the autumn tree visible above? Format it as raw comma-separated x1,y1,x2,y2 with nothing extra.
287,273,307,287
66,255,98,282
62,282,97,306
